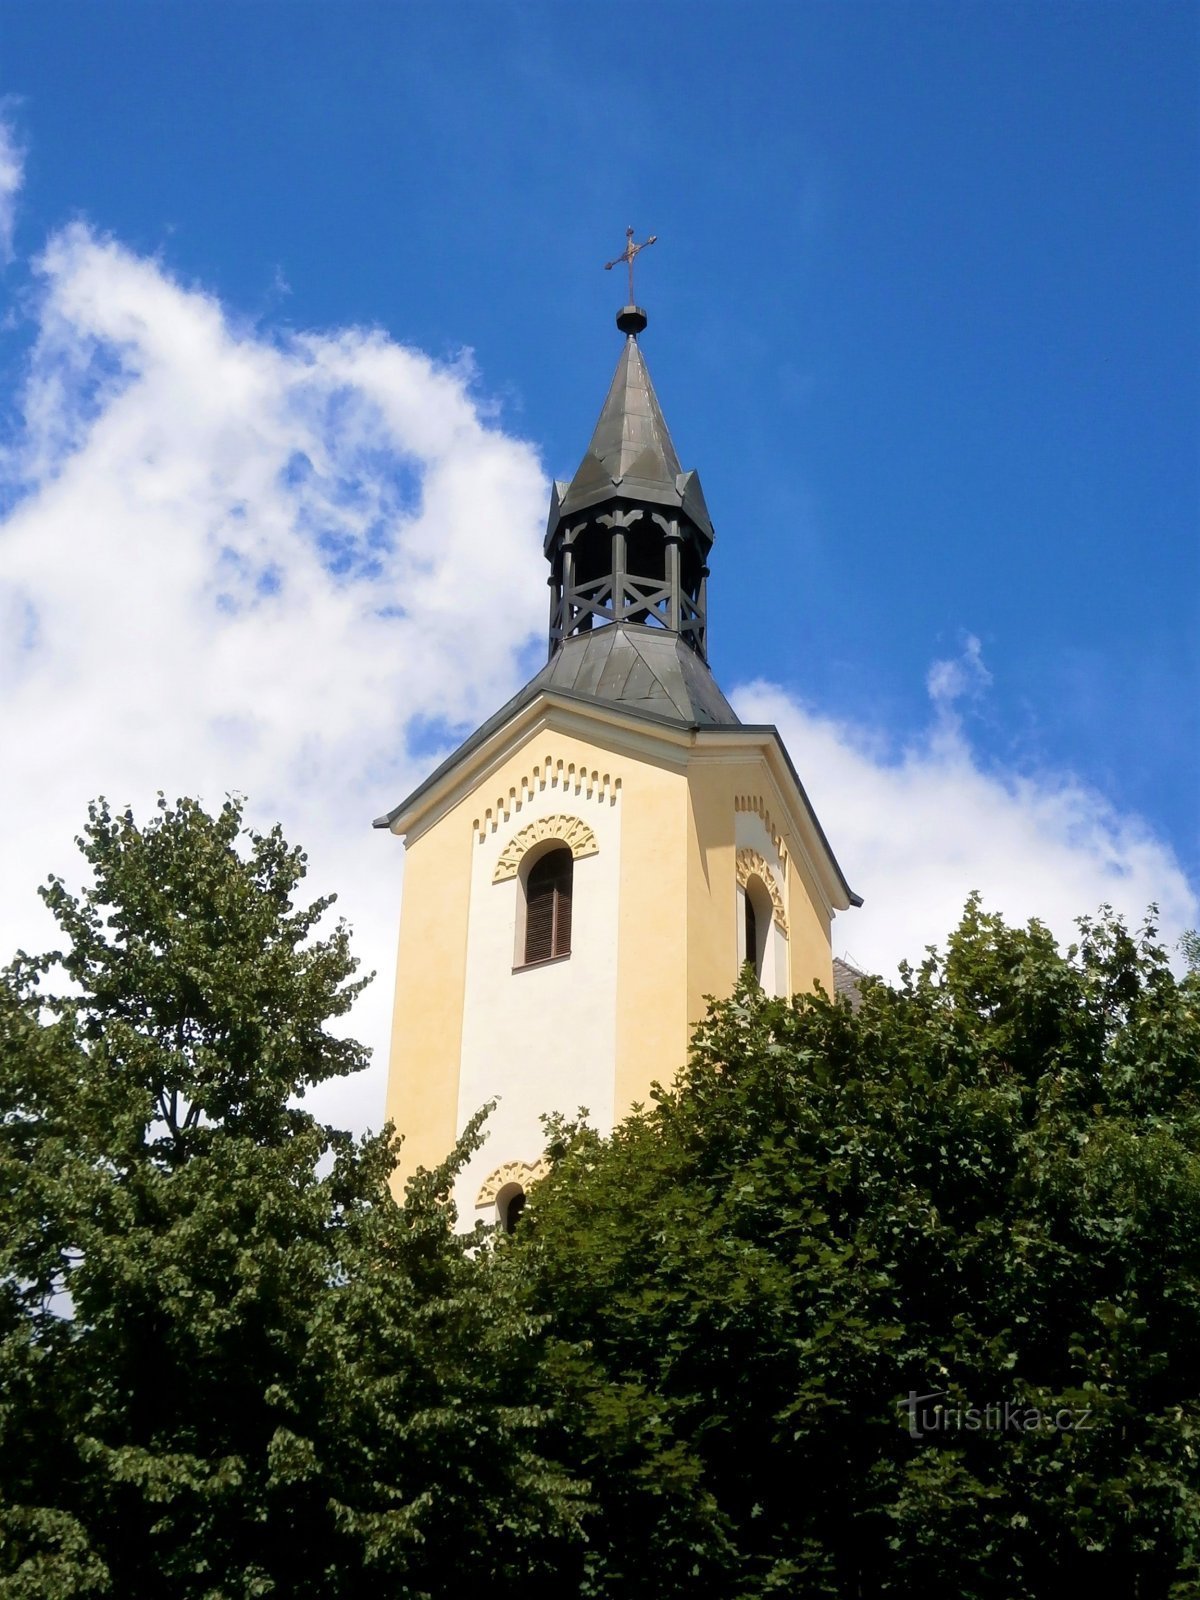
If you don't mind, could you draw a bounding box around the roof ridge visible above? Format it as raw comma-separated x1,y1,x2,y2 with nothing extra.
622,628,692,719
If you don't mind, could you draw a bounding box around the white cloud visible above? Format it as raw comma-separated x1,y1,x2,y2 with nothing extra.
0,222,547,1133
0,113,24,263
0,213,1193,1148
926,631,992,716
733,679,1198,982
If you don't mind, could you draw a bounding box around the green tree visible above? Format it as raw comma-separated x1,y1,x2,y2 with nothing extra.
511,898,1200,1600
0,796,580,1598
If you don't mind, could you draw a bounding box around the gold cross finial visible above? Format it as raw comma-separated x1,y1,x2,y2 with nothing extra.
604,225,658,304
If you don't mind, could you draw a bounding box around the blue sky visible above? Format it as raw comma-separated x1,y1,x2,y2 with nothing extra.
0,2,1196,1125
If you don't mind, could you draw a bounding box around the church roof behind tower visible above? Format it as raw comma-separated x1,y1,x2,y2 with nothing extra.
549,329,714,544
373,627,739,831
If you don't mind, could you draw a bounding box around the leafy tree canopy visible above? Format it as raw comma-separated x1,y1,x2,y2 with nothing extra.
0,796,580,1599
511,898,1200,1600
4,795,1197,1600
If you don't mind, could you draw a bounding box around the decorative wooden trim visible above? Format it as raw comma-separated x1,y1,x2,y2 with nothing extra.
475,1157,550,1207
493,814,598,882
736,847,789,937
473,752,621,841
735,794,789,872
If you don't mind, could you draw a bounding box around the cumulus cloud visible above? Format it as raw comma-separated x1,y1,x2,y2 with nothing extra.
733,679,1198,982
0,210,1194,1142
0,222,547,1132
0,113,24,263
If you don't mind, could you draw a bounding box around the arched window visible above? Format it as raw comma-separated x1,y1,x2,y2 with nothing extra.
522,846,573,965
741,873,772,984
503,1190,526,1233
495,1180,527,1233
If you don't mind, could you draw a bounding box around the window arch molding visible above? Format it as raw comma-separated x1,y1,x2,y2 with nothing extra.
478,1158,548,1229
735,847,788,936
476,1158,550,1207
493,813,597,882
516,832,573,881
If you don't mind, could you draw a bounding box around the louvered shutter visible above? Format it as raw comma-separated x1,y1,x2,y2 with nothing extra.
523,847,574,965
524,866,556,963
553,864,572,955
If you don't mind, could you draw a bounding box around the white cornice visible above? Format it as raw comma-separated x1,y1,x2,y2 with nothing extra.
392,696,691,846
389,692,858,913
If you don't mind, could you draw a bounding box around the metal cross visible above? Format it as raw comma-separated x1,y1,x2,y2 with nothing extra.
604,225,658,304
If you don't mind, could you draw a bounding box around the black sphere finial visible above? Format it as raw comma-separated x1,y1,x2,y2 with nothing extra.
616,304,648,336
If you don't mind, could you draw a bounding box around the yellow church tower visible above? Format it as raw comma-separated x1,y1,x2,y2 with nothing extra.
375,280,859,1227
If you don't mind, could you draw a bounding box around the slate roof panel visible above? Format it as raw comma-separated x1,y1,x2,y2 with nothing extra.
556,335,713,543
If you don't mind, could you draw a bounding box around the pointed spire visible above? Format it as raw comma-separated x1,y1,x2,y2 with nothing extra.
556,317,713,539
544,290,715,663
563,330,679,499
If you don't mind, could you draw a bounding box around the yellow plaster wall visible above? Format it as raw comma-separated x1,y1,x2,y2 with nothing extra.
686,767,739,1035
687,755,835,1022
612,752,690,1117
385,812,473,1190
787,847,834,999
387,724,636,1191
385,718,839,1195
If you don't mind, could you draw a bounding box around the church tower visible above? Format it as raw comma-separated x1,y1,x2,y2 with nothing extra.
375,279,860,1226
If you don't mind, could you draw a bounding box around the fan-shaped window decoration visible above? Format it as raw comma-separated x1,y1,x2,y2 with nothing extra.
523,846,573,965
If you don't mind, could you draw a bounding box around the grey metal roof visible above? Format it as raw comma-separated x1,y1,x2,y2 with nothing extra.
832,956,866,1010
374,625,738,829
540,626,737,725
550,335,714,543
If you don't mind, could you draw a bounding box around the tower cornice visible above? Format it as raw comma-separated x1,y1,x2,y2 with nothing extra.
374,689,859,916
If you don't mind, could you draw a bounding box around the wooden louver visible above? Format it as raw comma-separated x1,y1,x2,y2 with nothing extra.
524,847,573,965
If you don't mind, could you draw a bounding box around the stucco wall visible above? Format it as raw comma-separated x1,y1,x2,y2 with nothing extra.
384,798,471,1184
384,709,841,1215
454,746,623,1221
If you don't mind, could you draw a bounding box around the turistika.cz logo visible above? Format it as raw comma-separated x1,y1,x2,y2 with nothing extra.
901,1390,1096,1440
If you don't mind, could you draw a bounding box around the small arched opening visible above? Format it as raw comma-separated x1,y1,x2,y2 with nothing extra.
495,1182,526,1234
740,873,775,986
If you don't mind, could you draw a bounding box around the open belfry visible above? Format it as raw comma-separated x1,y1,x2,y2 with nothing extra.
376,234,860,1227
